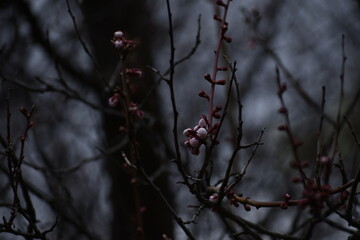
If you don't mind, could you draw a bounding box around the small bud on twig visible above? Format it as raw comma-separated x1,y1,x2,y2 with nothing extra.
214,79,226,85
198,90,209,100
216,0,227,7
204,73,212,82
223,36,232,43
213,14,222,22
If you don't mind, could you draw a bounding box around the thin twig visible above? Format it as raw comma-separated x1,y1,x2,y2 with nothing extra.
165,0,191,188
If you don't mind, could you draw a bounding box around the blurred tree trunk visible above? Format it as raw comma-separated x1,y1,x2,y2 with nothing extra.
81,1,173,240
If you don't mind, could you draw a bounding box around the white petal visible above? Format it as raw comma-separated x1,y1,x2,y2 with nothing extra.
183,128,192,137
196,128,208,140
198,118,206,128
189,138,200,148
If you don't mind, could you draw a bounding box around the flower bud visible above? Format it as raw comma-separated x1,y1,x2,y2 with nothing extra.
20,107,28,116
223,36,232,43
125,68,143,79
204,73,212,82
214,104,222,112
217,66,228,71
280,202,288,209
198,90,209,100
214,79,226,85
114,30,124,39
243,204,251,211
292,138,303,148
119,126,128,133
183,128,193,137
114,40,124,49
216,0,227,7
279,83,287,94
213,14,222,22
198,118,207,128
196,128,208,140
28,121,35,128
108,93,120,107
189,138,200,148
136,110,144,119
291,177,302,183
209,194,219,203
318,156,329,164
213,112,221,119
283,193,291,201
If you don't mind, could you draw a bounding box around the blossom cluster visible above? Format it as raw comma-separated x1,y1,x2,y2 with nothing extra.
108,30,144,121
183,117,209,155
111,30,135,51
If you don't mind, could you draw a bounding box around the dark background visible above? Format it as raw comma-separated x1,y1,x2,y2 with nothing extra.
0,0,360,239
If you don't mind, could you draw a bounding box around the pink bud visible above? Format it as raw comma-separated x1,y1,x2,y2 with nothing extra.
279,83,287,93
114,40,124,49
139,207,147,213
119,126,128,133
214,104,222,112
217,66,228,71
243,205,251,211
214,79,226,85
198,90,209,100
216,0,227,7
291,177,302,183
189,138,200,148
108,93,120,107
213,112,221,119
213,14,222,22
114,31,124,39
20,107,28,115
319,156,329,164
198,118,207,128
196,128,208,140
221,25,228,33
223,36,232,43
283,193,291,201
136,110,144,119
125,68,143,79
292,138,303,148
209,194,219,203
204,73,212,82
183,128,193,137
280,202,288,209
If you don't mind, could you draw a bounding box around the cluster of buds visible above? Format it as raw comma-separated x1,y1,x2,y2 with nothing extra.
108,95,143,119
111,30,135,51
183,116,209,155
125,68,143,79
299,180,331,215
226,189,240,208
212,1,232,43
280,193,292,209
203,73,226,85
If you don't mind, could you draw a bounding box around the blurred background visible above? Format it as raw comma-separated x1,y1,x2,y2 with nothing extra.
0,0,360,239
